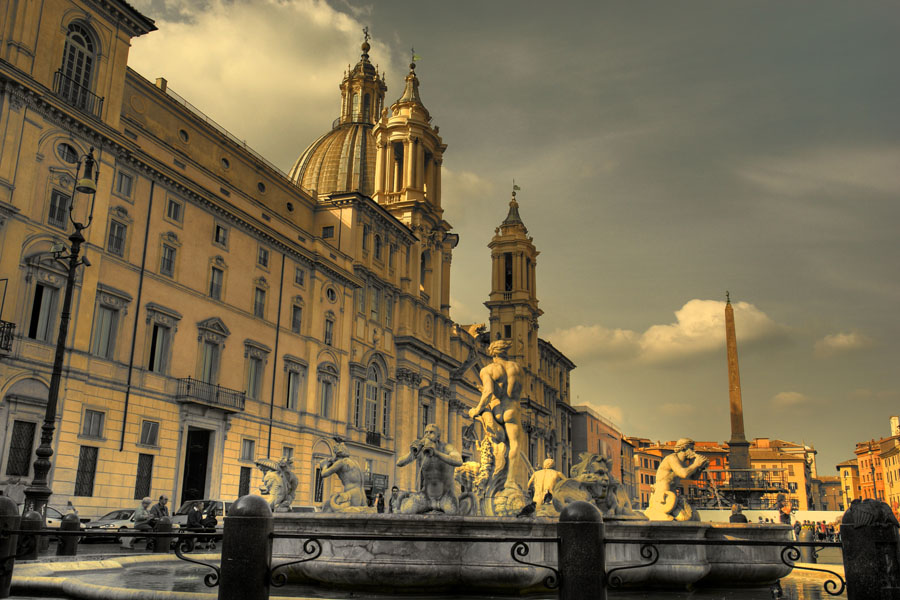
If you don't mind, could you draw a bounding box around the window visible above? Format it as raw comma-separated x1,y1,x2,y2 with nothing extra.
420,403,431,437
241,439,256,462
504,325,512,339
59,23,96,111
139,420,159,446
115,171,134,198
147,322,171,373
57,143,79,164
5,421,36,476
91,305,118,359
107,220,127,256
166,198,183,223
214,224,228,247
374,235,382,260
257,247,269,268
362,225,369,250
291,305,302,334
134,453,153,499
160,244,176,277
247,355,264,399
355,289,365,314
239,466,252,497
81,409,104,438
200,340,220,384
48,190,70,229
28,283,58,341
318,365,337,417
285,367,305,410
382,389,391,436
294,268,305,286
326,288,337,302
353,380,363,428
314,467,324,503
282,446,294,461
322,226,334,239
253,288,266,319
209,267,224,300
389,244,396,269
74,446,98,496
504,252,513,291
324,318,334,346
365,367,378,432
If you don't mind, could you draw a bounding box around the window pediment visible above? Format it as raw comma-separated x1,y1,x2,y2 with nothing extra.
96,283,132,312
197,316,230,343
145,302,182,329
243,339,271,360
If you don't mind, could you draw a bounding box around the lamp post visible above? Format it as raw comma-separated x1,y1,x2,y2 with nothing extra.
23,148,98,519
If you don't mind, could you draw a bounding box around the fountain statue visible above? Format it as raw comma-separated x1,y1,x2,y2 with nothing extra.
255,456,298,512
318,441,372,513
550,452,648,520
396,423,463,514
644,437,709,521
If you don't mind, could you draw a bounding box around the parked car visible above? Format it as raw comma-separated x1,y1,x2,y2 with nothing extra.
82,509,135,542
43,506,89,529
171,499,232,530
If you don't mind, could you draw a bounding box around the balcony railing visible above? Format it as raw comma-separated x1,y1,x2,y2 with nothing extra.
366,430,381,447
0,321,14,353
53,70,104,118
176,377,245,412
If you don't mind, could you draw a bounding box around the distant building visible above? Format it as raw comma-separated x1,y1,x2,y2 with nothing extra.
836,459,861,510
571,405,622,476
852,416,900,505
812,476,842,511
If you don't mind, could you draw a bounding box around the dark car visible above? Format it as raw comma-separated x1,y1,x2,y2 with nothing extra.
171,499,232,530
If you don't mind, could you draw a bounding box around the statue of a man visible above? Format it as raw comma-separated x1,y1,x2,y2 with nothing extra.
528,458,566,506
320,442,368,512
469,340,528,493
644,438,709,521
397,423,463,514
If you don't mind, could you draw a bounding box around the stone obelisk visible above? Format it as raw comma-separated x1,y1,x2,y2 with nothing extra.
725,292,751,475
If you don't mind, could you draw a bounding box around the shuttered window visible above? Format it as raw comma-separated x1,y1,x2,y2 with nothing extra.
74,446,98,496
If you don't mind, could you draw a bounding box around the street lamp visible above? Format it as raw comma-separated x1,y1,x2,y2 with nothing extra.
23,147,99,519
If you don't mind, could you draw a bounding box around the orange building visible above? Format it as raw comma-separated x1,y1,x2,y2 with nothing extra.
836,459,861,509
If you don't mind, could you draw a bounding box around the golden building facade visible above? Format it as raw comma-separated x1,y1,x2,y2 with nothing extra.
0,0,575,518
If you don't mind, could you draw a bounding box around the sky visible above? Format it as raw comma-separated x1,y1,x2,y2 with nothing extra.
126,0,900,476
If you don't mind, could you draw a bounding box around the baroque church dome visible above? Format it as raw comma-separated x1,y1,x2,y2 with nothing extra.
289,40,386,198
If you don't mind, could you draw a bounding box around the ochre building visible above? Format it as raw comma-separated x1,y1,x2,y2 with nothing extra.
0,0,575,518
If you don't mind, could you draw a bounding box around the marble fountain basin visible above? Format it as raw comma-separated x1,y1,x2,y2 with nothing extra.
271,513,793,594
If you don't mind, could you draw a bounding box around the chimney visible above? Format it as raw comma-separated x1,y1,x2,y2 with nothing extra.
891,416,900,437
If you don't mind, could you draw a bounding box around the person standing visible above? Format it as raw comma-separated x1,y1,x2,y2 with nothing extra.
375,493,385,513
388,486,401,513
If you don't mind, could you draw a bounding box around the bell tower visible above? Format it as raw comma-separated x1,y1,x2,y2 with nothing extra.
485,188,542,367
373,54,455,315
338,29,387,127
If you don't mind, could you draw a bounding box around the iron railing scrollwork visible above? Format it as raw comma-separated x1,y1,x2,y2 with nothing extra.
0,321,14,353
510,540,559,589
779,545,845,596
269,538,323,587
605,543,660,588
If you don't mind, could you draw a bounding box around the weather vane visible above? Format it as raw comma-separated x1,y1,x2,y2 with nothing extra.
512,179,521,197
363,27,370,43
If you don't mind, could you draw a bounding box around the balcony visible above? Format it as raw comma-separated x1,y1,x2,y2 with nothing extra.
0,321,14,354
176,377,245,412
53,69,104,118
366,430,382,447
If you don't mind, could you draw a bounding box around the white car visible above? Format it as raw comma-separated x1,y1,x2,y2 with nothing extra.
82,509,136,542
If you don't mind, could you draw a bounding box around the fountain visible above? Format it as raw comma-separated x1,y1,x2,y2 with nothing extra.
268,343,793,593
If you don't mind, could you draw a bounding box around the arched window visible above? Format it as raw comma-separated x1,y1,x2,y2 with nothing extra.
374,235,382,260
59,22,96,110
363,93,371,120
351,93,360,119
317,364,338,417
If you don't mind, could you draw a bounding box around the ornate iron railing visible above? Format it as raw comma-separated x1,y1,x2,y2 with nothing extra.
0,321,14,353
52,70,104,118
176,377,245,411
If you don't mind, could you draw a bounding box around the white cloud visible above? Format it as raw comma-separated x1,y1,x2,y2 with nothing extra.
595,404,624,426
547,299,783,366
128,0,400,170
441,168,496,225
771,391,810,407
814,331,873,358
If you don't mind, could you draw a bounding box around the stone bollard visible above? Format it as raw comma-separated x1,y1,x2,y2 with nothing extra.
0,497,21,599
840,499,900,600
558,500,606,600
218,494,273,600
56,513,80,556
798,527,816,563
17,511,43,561
153,517,173,553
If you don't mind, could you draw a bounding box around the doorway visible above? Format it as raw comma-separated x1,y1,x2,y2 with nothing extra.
181,428,211,505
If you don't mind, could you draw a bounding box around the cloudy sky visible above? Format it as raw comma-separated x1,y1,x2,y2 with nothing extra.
126,0,900,475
